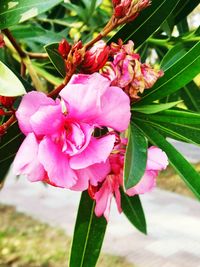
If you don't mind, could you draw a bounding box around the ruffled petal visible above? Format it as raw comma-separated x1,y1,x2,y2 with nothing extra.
147,146,168,171
71,160,111,191
126,170,157,196
13,133,45,182
38,137,77,188
30,103,64,136
96,86,131,131
16,91,54,135
69,135,115,169
60,73,109,123
94,178,113,222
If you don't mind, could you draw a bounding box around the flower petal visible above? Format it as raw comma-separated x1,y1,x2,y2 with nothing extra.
147,146,168,171
38,137,77,188
16,91,54,135
30,103,64,136
126,170,157,196
96,86,131,131
13,133,45,182
69,135,115,169
60,73,109,123
94,178,113,222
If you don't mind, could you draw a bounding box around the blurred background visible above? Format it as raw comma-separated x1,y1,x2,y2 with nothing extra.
0,1,200,267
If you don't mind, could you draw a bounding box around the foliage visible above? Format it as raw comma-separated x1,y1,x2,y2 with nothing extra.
0,1,200,267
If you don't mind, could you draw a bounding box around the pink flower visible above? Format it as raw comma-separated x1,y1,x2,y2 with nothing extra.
94,144,168,221
13,73,131,190
101,40,163,101
81,41,110,74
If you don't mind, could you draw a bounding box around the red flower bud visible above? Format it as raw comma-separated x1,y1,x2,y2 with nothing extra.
88,184,98,200
58,39,71,59
0,33,5,48
0,108,5,116
0,125,6,136
81,41,109,74
0,96,15,108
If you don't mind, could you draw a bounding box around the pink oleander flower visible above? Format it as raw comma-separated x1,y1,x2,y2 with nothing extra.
13,73,131,190
94,143,168,221
100,39,163,101
81,41,110,74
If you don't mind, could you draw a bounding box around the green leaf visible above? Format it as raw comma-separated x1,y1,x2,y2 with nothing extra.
181,81,200,112
133,108,200,145
0,0,63,30
0,60,26,96
109,0,181,47
174,0,200,25
0,122,24,183
121,190,147,234
45,43,66,78
139,41,200,104
69,191,107,267
160,43,187,71
134,109,200,125
124,123,147,189
132,101,182,114
134,121,200,200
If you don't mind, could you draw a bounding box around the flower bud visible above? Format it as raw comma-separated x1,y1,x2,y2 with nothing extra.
112,0,151,22
0,33,5,48
58,39,71,59
0,96,15,108
0,108,5,116
0,125,6,136
113,0,132,18
88,184,98,200
81,41,109,74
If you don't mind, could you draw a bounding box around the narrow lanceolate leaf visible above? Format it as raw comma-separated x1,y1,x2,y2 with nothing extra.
69,191,107,267
133,109,200,145
134,121,200,200
109,0,181,47
0,0,63,29
173,0,200,25
0,61,26,96
45,43,66,78
121,190,147,234
0,122,24,183
124,124,147,190
132,101,182,114
139,41,200,104
181,81,200,112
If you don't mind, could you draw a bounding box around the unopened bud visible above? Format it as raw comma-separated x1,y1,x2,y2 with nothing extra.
0,33,5,48
58,39,71,59
0,125,6,136
0,108,5,116
81,41,109,74
0,96,15,108
88,184,98,200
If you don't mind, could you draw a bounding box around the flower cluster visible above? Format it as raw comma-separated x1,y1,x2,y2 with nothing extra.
101,39,163,100
13,37,167,220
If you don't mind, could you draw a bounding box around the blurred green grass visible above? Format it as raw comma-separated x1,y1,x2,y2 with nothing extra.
0,205,134,267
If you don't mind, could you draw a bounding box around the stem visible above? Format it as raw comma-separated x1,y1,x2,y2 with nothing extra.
48,83,66,98
2,29,26,58
3,29,44,91
27,52,49,59
20,61,26,77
